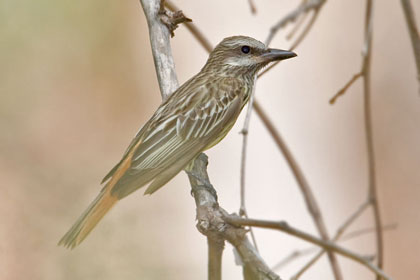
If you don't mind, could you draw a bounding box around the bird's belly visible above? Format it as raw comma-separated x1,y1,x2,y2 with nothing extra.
204,120,237,150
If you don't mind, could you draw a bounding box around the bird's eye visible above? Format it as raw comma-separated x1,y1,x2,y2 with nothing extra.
241,45,251,54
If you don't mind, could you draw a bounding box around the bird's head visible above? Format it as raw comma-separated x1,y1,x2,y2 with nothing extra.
202,36,297,76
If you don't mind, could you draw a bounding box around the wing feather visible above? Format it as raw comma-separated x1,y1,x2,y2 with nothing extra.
108,77,246,198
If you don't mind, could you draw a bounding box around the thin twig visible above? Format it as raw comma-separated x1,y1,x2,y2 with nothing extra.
238,78,260,253
289,9,321,51
259,8,321,78
362,2,384,277
272,222,396,271
265,0,326,46
341,223,397,242
164,0,213,53
401,0,420,93
291,200,370,279
225,216,393,280
272,248,315,271
329,72,363,104
239,79,256,217
239,98,261,251
286,11,310,40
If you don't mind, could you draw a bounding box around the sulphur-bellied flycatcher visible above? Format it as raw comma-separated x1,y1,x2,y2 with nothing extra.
59,36,296,248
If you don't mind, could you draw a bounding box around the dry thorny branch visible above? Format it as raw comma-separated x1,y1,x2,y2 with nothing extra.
137,0,412,279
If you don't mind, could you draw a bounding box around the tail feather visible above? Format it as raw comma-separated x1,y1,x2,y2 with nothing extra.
58,190,118,249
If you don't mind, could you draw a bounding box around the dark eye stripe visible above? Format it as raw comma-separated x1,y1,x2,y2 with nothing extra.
241,46,250,54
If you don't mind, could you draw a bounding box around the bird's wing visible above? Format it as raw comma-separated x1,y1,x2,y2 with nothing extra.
109,77,245,198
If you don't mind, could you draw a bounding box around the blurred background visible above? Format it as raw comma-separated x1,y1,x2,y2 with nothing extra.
1,0,419,279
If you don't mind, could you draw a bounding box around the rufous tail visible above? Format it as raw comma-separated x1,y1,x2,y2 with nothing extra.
58,189,118,249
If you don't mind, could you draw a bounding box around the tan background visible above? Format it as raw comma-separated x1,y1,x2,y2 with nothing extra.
1,0,419,279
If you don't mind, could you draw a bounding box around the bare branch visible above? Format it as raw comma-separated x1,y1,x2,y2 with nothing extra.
159,3,192,38
238,79,260,253
329,72,363,104
401,0,420,93
187,155,280,280
224,216,393,280
139,0,179,99
165,0,213,53
239,79,256,217
285,11,309,40
265,0,326,46
259,7,322,78
291,200,370,279
272,248,315,271
272,223,396,272
341,223,397,241
362,1,384,277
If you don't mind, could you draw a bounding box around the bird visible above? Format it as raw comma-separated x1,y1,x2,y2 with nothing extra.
58,35,296,249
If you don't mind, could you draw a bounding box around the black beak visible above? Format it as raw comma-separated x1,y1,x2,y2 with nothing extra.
261,48,297,62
